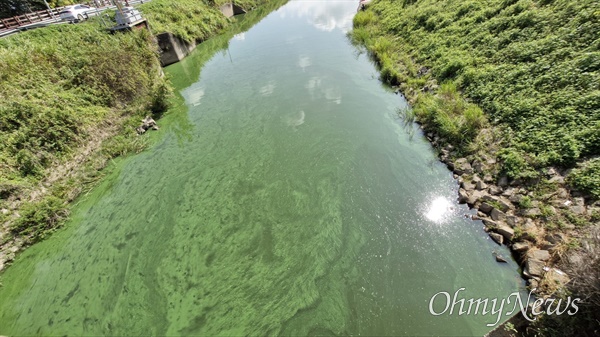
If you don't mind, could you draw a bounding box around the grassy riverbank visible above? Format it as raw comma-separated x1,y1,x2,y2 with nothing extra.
139,0,273,43
0,23,169,248
0,0,281,269
352,0,598,335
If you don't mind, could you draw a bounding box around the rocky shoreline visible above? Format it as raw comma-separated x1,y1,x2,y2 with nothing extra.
422,128,598,297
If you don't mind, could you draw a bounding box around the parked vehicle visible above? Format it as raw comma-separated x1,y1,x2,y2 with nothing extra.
59,4,93,22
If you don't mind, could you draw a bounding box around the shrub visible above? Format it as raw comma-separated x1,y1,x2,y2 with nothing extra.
10,196,68,243
568,158,600,199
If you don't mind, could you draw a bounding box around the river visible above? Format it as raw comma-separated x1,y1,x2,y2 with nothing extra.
0,1,523,335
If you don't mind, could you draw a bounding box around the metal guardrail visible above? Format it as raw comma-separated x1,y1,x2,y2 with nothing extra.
0,0,151,38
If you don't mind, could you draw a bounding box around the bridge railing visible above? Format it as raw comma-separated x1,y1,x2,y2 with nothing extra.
0,0,150,34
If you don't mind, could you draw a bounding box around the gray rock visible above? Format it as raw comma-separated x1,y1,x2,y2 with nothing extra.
489,232,503,245
498,175,509,187
467,190,487,205
458,188,469,204
496,223,515,241
479,202,493,213
483,174,494,183
505,215,518,227
482,195,514,212
508,194,523,204
476,180,488,190
461,180,476,191
512,242,529,252
523,207,541,217
488,185,502,195
453,158,473,175
502,187,515,197
557,188,568,199
570,205,586,215
482,218,497,228
528,249,551,262
472,161,485,173
526,259,546,277
495,254,508,263
490,208,506,222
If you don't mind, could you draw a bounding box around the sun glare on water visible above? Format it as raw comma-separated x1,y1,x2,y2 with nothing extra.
425,196,453,223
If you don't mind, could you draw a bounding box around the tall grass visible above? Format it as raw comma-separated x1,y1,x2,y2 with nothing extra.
139,0,275,42
352,0,599,190
0,20,170,242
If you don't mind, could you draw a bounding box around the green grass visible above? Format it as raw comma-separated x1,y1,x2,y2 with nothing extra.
568,158,600,199
0,21,169,242
351,0,599,195
139,0,230,43
139,0,274,42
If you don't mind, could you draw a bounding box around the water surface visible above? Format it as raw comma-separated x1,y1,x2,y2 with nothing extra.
0,1,523,335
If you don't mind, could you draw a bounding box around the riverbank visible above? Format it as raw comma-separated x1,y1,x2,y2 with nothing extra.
351,0,599,335
0,0,283,273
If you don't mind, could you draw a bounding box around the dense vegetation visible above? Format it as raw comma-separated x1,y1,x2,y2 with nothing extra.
353,0,599,191
0,21,169,242
139,0,272,43
139,0,230,43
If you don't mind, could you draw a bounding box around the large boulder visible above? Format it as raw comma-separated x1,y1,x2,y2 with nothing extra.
512,241,529,252
527,249,551,262
461,180,476,191
488,185,502,195
482,195,514,212
452,158,473,175
522,208,541,217
505,215,518,227
467,190,487,206
458,188,469,204
490,208,506,222
489,232,503,245
496,223,515,241
525,259,546,277
479,202,493,213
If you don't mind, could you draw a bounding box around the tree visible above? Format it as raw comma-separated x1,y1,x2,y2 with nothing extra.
0,0,75,19
1,0,44,18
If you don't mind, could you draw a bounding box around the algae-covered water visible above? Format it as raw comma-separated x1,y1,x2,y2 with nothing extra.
0,1,523,335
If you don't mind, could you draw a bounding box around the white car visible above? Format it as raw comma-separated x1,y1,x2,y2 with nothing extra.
59,4,93,22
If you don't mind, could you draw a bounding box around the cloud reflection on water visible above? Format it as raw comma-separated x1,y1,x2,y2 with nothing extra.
279,0,356,33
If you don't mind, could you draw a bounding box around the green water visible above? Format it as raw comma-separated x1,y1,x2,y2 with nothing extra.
0,1,524,335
